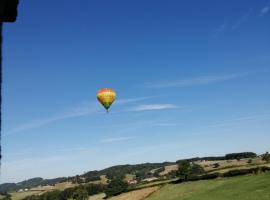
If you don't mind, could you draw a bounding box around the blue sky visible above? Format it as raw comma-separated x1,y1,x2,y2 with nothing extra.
1,0,270,183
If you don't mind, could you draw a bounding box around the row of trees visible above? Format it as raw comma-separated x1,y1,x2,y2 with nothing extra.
225,152,257,160
22,183,105,200
21,177,129,200
176,152,258,163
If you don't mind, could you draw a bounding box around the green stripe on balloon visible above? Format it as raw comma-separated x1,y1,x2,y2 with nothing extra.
103,102,111,109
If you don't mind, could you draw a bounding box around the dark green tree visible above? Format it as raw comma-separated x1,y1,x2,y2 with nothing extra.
72,188,88,200
177,161,205,181
177,160,191,181
2,193,12,200
190,164,205,175
105,178,128,197
262,152,270,162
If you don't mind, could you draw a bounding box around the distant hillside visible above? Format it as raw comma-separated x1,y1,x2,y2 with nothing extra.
0,177,67,193
82,162,175,180
0,151,258,194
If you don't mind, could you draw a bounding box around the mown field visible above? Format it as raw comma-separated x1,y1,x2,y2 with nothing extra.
146,172,270,200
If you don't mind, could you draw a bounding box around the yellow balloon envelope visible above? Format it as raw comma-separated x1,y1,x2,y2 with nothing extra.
97,88,116,112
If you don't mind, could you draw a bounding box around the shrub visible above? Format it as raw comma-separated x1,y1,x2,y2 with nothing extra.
72,188,88,200
213,163,220,168
200,173,220,180
262,152,270,162
260,166,270,172
105,178,128,197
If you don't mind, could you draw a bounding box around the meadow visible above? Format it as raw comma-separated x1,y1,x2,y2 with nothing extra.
145,172,270,200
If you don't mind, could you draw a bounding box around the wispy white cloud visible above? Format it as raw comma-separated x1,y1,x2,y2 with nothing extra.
5,102,100,136
5,96,155,136
131,104,178,111
150,122,182,127
3,146,98,165
214,23,226,33
232,9,252,30
260,6,269,16
100,136,136,143
207,113,270,128
213,23,227,38
115,96,156,105
145,73,247,89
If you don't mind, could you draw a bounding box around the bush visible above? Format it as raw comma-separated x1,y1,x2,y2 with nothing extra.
2,194,12,200
85,184,106,196
72,188,88,200
223,169,252,177
105,178,128,197
200,173,220,180
222,167,270,177
190,164,205,175
260,166,270,172
247,159,252,164
177,161,205,181
85,176,100,182
225,152,257,160
213,163,220,168
262,152,270,162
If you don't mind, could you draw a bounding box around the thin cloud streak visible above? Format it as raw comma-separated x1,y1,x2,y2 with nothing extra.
260,6,269,16
100,136,136,143
207,113,270,128
131,104,178,111
5,102,100,136
3,147,98,164
213,23,226,38
150,122,182,127
5,96,155,136
232,9,252,30
115,96,157,105
214,23,226,33
145,73,248,89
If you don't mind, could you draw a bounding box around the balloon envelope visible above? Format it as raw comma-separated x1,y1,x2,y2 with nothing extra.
97,88,116,112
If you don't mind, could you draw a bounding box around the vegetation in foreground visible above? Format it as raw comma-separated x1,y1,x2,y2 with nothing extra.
146,172,270,200
1,151,269,200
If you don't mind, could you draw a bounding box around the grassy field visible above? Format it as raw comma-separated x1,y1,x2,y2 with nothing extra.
136,178,178,189
146,172,270,200
10,191,43,200
209,163,270,174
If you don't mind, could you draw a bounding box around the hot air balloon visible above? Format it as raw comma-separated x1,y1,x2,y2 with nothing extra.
97,88,116,112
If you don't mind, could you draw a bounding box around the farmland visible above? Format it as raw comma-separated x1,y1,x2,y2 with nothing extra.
146,172,270,200
2,152,269,200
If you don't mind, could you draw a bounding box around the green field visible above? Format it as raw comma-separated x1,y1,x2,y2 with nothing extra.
146,172,270,200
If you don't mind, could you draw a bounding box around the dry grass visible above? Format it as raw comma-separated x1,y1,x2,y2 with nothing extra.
109,186,160,200
30,181,77,192
54,181,77,190
195,158,265,172
100,175,108,185
88,193,106,200
124,174,136,182
209,163,270,174
159,165,178,176
10,191,44,200
150,167,162,174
